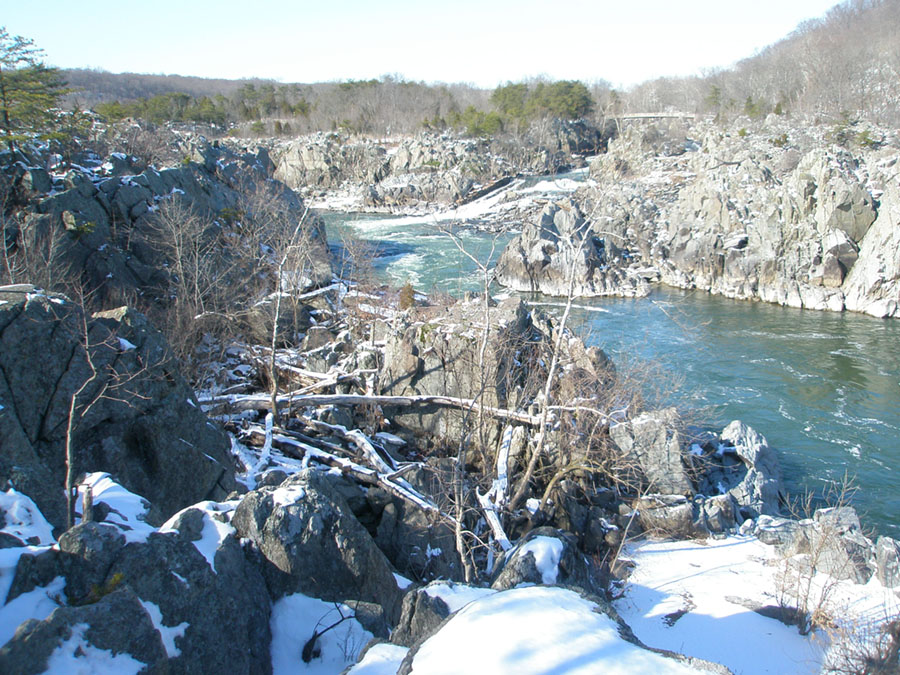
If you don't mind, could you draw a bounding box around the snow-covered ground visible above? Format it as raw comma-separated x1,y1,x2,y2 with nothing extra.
3,473,896,674
616,535,899,674
406,585,711,674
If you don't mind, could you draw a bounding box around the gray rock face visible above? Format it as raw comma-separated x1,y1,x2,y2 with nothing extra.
274,129,598,210
391,585,452,648
875,536,900,588
232,469,403,623
2,139,330,308
374,487,459,583
490,527,595,593
717,420,784,519
634,495,701,539
495,199,650,298
808,507,875,584
0,288,235,531
379,297,540,443
0,587,168,674
111,513,273,674
609,408,693,495
583,119,900,317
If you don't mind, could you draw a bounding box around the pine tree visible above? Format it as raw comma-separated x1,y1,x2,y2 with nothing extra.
0,27,68,151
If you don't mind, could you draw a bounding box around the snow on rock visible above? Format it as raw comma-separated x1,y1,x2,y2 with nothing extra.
422,581,496,613
271,484,307,508
138,599,188,658
117,337,137,351
44,622,146,675
0,488,55,545
159,501,237,574
393,573,414,590
408,586,708,674
0,573,65,646
347,643,409,674
77,473,155,544
517,536,564,585
270,593,373,675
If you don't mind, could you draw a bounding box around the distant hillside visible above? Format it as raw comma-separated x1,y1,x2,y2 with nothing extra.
63,69,281,105
63,69,490,136
624,0,900,124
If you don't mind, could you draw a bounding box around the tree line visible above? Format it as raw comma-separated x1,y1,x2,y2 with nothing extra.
4,0,899,152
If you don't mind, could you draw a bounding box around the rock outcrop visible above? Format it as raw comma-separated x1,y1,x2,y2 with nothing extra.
495,199,651,297
232,470,403,623
581,118,900,317
1,139,331,307
0,286,236,531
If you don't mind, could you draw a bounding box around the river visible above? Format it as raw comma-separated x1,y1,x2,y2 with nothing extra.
321,180,900,536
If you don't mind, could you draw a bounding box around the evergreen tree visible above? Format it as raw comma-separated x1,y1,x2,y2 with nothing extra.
0,27,67,150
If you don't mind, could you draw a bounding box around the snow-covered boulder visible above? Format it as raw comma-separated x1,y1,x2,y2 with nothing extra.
491,527,595,594
0,587,168,674
3,485,272,674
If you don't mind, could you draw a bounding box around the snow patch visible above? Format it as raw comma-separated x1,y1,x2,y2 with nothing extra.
409,586,705,674
0,573,65,646
78,473,155,544
138,599,188,658
44,623,145,675
518,536,564,584
159,501,236,573
270,594,373,674
271,485,306,508
614,535,898,673
422,581,496,613
0,488,55,545
393,573,413,590
346,643,409,674
117,337,137,351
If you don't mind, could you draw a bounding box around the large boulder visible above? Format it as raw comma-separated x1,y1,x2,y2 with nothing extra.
609,408,693,495
875,536,900,588
0,288,236,531
372,471,461,583
490,527,594,593
808,506,875,584
391,585,453,648
232,469,403,623
379,297,541,445
695,420,784,521
495,199,650,298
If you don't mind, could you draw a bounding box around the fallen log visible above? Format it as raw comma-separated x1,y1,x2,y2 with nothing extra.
201,392,543,427
243,426,450,519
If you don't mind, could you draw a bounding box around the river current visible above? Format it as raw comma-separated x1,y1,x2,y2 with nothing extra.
322,180,900,536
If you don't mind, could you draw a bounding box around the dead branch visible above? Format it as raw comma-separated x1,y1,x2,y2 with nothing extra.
201,392,543,426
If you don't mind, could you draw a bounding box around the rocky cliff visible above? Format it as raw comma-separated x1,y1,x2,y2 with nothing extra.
577,117,900,317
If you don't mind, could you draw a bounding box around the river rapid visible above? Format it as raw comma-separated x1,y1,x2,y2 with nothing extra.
322,177,900,536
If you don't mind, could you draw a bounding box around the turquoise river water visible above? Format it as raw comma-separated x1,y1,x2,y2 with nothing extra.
324,204,900,536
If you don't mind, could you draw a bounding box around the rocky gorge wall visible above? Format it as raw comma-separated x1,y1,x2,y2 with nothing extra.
270,120,606,211
577,117,900,317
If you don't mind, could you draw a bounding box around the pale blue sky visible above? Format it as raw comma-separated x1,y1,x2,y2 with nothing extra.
4,0,841,88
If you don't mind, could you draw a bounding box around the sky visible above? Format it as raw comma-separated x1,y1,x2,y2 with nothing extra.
4,0,841,89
